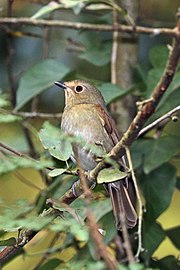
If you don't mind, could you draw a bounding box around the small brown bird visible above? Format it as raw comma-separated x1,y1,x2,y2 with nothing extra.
55,80,137,230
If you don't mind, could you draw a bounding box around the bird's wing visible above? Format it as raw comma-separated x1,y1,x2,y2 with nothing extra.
95,104,137,230
95,104,127,169
95,104,120,146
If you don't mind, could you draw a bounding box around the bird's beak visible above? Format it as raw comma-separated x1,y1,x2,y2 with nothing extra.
54,81,67,90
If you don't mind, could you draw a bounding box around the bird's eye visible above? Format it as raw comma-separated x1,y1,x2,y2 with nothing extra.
75,85,84,93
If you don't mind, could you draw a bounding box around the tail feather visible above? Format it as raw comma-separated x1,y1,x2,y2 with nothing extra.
108,180,137,230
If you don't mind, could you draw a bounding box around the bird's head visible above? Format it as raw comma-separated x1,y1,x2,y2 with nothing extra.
55,80,105,108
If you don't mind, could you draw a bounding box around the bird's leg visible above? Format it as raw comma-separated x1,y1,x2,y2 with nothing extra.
72,171,96,197
72,179,81,197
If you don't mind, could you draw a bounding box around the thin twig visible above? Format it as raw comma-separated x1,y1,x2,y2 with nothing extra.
138,105,180,137
43,12,53,59
0,18,178,37
22,123,39,159
0,141,78,177
14,171,42,191
111,9,119,84
73,146,118,269
6,0,16,107
77,165,118,270
119,209,135,263
0,108,62,119
0,142,24,157
33,234,59,270
125,147,143,260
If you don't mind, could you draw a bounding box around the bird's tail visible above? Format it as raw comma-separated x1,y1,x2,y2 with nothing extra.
108,180,137,230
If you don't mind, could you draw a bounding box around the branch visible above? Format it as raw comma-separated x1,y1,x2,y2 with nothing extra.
111,9,119,84
6,1,16,107
138,105,180,137
0,108,62,119
0,18,178,37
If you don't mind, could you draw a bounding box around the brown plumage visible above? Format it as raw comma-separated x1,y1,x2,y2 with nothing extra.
55,80,137,230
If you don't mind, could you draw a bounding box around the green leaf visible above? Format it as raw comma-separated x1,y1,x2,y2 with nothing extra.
0,114,22,123
151,255,180,270
147,89,180,126
128,263,153,270
38,259,61,270
166,226,180,249
149,45,168,68
0,200,34,231
131,136,180,173
0,214,53,231
79,42,111,66
60,0,86,14
0,237,16,246
39,122,72,161
176,177,180,190
50,219,88,242
90,199,112,222
146,67,164,97
98,83,130,104
99,211,117,244
97,168,127,184
0,156,52,175
143,136,180,173
156,73,180,110
131,139,150,170
0,94,10,108
15,59,70,110
70,222,89,242
140,163,176,221
48,168,67,177
31,2,62,19
146,68,180,102
143,221,165,257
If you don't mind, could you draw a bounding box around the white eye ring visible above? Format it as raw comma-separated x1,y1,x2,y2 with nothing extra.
75,85,84,93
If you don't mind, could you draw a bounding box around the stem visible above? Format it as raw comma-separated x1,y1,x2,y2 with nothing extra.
139,105,180,137
0,18,178,36
125,147,143,260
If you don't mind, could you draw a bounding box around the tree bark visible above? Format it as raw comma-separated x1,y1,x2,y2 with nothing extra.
111,0,139,132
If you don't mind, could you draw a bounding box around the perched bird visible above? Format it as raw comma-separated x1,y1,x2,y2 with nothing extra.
55,80,137,230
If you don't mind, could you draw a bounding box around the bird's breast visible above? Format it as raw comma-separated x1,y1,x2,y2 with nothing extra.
61,104,109,170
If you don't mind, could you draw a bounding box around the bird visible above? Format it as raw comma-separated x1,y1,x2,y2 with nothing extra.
54,80,137,230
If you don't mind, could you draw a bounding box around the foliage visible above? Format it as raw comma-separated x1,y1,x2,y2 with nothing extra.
0,1,179,270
